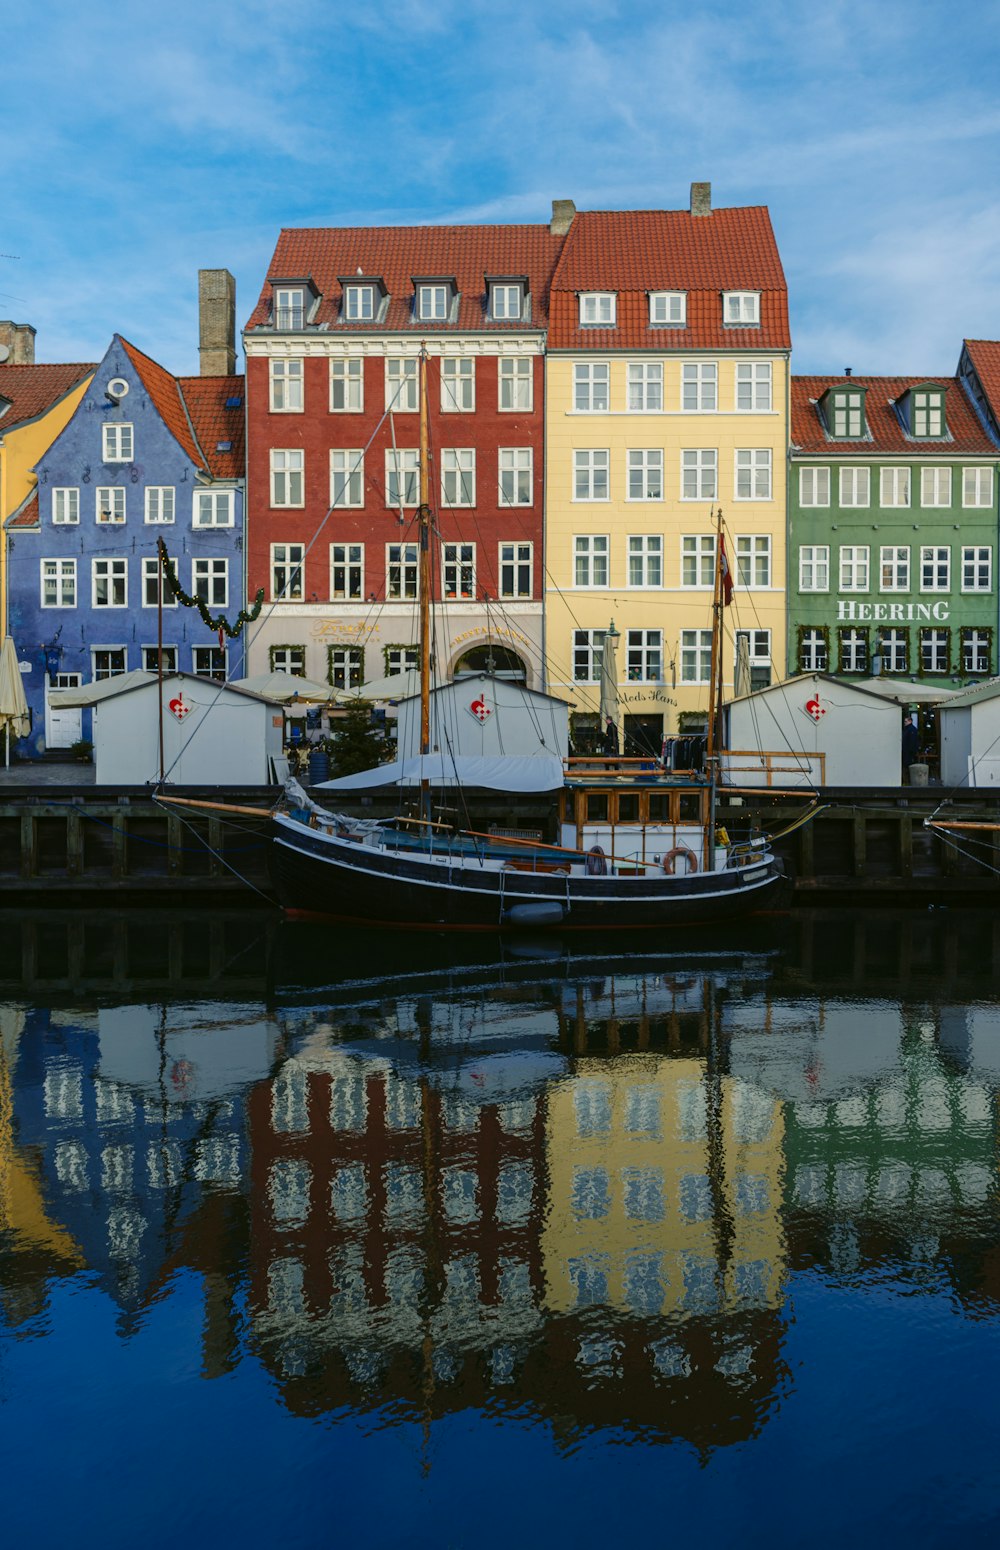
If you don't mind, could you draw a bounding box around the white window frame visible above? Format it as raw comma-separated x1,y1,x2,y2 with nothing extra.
102,423,133,462
440,357,475,413
574,449,610,502
573,362,610,412
92,557,127,608
498,357,532,412
271,543,304,601
270,646,306,676
839,467,870,507
385,646,420,676
416,283,449,321
735,448,772,501
386,542,419,600
681,534,716,588
736,629,772,688
192,557,228,609
328,647,364,691
579,292,616,326
574,534,609,588
880,466,911,507
840,629,868,674
800,466,830,507
92,647,127,681
95,487,126,524
330,542,364,601
831,391,864,438
273,287,305,330
193,489,235,527
735,362,772,411
963,629,991,674
839,545,870,592
385,448,420,508
330,449,364,508
330,358,364,412
913,390,944,437
573,629,606,683
385,357,418,413
723,292,760,326
52,488,79,524
649,291,685,326
682,362,717,413
920,545,950,593
681,449,717,501
40,558,76,608
962,546,992,593
921,629,949,674
141,645,178,674
920,467,952,507
270,449,304,507
442,542,476,600
736,534,771,588
879,628,908,674
499,541,532,599
192,646,227,680
441,448,475,507
142,556,176,607
680,629,713,683
627,449,663,502
963,466,993,507
627,362,663,413
880,546,910,592
800,629,828,672
343,284,375,322
490,283,522,321
627,534,662,588
626,629,662,683
269,359,304,412
499,447,532,506
144,486,175,524
799,545,829,592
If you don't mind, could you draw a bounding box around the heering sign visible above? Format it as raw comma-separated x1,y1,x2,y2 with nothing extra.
836,600,950,622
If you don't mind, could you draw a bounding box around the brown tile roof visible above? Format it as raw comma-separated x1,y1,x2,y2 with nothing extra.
963,340,1000,420
119,337,204,468
245,224,566,332
791,375,999,456
548,206,789,350
6,491,39,529
178,375,245,479
0,363,95,431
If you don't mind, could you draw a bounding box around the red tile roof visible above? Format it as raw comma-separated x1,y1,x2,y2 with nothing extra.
548,206,789,350
246,224,566,332
791,376,998,456
963,340,1000,421
178,375,245,479
120,337,204,468
0,363,95,431
7,491,39,529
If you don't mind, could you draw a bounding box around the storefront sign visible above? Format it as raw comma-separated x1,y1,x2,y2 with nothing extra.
836,600,950,623
618,689,677,706
451,625,534,649
310,621,371,639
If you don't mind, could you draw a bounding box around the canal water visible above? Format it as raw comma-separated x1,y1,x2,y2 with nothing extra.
1,908,999,1548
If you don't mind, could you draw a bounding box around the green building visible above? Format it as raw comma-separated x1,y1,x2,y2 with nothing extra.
788,365,1000,683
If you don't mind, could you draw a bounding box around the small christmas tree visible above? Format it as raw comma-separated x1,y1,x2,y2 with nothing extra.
329,699,390,778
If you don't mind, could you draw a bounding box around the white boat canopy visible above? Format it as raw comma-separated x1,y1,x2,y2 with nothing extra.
316,753,565,792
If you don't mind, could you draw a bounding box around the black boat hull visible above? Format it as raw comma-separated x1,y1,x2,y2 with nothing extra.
272,819,783,931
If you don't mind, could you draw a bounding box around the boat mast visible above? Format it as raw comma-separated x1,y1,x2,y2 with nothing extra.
418,348,432,821
704,506,724,872
156,536,166,788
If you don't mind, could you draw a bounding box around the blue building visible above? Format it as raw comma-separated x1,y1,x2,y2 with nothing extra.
5,334,245,756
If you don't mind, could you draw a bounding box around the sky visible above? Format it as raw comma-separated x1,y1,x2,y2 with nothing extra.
4,0,1000,378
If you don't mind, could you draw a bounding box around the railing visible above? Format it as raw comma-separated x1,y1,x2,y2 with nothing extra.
719,749,826,787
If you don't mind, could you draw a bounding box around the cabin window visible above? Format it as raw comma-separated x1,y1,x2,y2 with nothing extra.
647,792,671,822
678,793,701,822
617,793,640,823
586,793,608,823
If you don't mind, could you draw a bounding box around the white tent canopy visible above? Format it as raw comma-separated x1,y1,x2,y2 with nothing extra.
231,670,342,704
317,753,565,792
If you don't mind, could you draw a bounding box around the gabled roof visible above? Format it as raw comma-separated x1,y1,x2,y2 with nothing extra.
548,206,789,350
0,362,95,431
119,337,203,467
245,224,566,332
791,375,998,455
5,491,39,530
727,671,897,709
177,375,245,479
937,675,1000,709
963,340,1000,420
49,669,279,708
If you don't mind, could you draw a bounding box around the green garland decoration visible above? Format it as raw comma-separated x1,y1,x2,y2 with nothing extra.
159,544,265,640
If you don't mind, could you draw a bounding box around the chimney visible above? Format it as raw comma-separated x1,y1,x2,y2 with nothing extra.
0,321,36,365
690,181,712,217
550,199,576,237
198,269,236,376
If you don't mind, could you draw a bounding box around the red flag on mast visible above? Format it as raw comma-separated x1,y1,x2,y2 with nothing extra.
718,534,734,607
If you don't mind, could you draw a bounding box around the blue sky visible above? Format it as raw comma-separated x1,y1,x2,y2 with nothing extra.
4,0,1000,377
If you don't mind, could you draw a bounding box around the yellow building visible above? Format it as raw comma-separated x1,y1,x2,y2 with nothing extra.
0,331,94,635
543,188,791,752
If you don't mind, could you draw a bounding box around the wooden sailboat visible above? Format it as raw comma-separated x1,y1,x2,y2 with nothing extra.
262,354,785,930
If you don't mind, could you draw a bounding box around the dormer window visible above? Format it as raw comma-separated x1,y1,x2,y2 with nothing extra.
273,287,305,330
489,281,524,321
344,284,375,321
579,292,616,327
416,282,453,321
828,388,866,439
912,387,946,438
723,291,760,326
649,291,686,327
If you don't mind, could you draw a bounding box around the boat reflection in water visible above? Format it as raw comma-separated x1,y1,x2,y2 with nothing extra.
1,908,1000,1488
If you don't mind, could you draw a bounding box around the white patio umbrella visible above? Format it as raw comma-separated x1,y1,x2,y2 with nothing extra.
0,636,30,767
598,620,620,750
230,670,343,704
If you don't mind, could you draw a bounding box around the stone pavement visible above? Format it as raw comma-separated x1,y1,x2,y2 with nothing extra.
0,760,96,786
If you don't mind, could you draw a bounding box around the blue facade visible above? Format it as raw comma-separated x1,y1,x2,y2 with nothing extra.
5,336,246,756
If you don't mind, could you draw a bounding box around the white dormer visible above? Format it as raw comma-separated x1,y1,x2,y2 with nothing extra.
414,279,457,322
722,291,760,327
579,292,616,327
488,278,527,321
649,291,686,327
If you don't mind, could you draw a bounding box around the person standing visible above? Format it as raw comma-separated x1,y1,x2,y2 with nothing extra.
603,718,619,757
902,714,919,778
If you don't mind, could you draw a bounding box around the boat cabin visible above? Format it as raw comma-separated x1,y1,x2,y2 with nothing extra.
560,759,727,873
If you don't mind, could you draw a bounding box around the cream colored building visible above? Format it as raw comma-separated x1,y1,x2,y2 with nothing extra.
543,188,791,751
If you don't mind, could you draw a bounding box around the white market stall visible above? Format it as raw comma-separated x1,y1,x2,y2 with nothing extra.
724,673,904,788
938,678,1000,788
48,670,284,785
394,674,570,762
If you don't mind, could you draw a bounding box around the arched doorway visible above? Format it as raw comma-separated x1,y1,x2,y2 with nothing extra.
452,643,529,683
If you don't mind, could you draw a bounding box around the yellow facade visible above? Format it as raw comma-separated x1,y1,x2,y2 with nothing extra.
542,1055,786,1317
0,376,92,634
544,354,789,743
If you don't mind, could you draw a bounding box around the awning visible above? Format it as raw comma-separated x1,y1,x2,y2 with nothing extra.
317,753,565,792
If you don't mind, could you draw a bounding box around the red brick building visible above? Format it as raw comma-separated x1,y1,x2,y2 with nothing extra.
243,217,569,692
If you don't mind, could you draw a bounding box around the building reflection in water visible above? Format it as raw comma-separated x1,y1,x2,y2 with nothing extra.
1,910,998,1454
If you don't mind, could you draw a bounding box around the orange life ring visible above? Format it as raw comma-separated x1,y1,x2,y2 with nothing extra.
663,846,698,875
